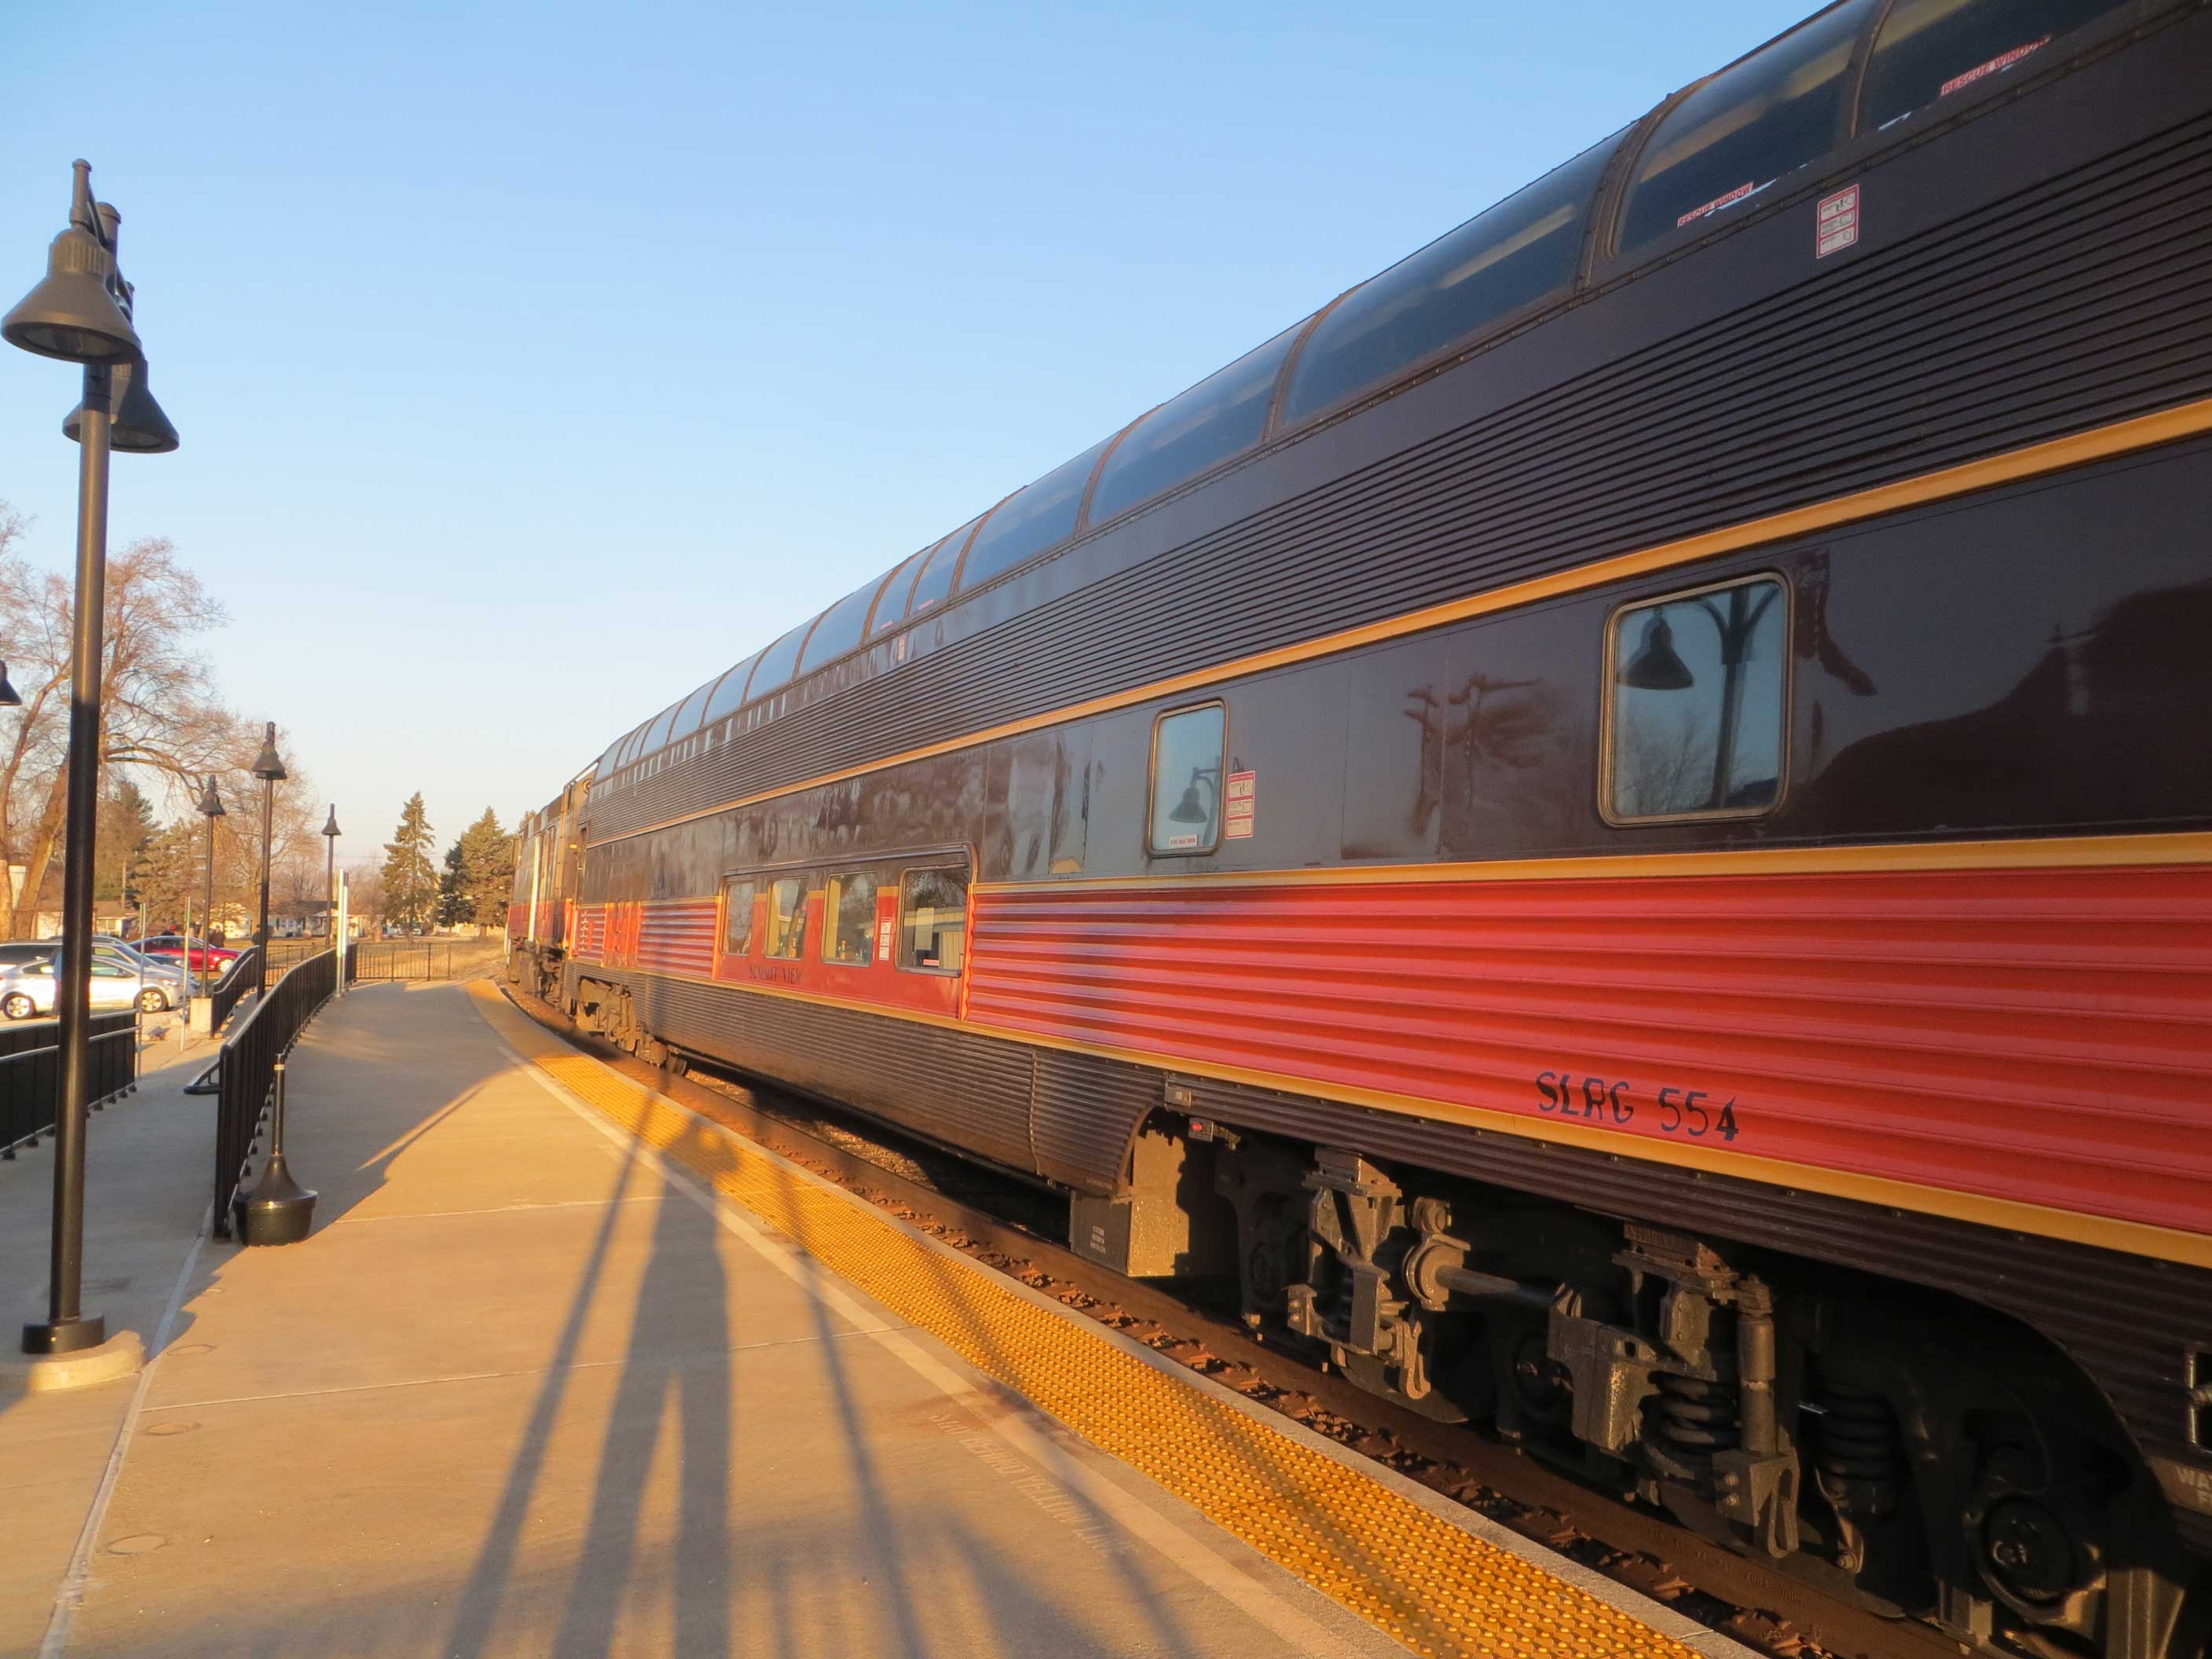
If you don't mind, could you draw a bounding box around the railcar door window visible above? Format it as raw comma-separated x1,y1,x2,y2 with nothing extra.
720,877,757,957
899,866,969,973
1148,703,1228,855
1606,577,1787,821
824,872,879,965
764,877,808,959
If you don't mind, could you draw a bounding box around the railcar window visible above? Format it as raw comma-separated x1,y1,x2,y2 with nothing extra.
1606,577,1787,821
1282,134,1622,429
701,651,761,725
899,866,969,973
1617,0,1878,255
745,622,811,701
1088,324,1305,524
904,519,978,622
823,872,879,965
640,701,681,755
866,550,928,636
1148,703,1228,855
797,580,879,673
670,678,716,740
956,438,1115,593
1857,0,2133,133
764,877,808,959
721,878,757,957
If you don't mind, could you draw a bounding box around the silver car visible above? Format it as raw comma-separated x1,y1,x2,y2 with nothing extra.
95,936,196,994
0,954,176,1019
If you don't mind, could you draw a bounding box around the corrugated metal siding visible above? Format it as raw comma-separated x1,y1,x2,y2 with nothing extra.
1031,1045,1159,1189
968,865,2212,1238
583,967,1038,1176
587,108,2212,848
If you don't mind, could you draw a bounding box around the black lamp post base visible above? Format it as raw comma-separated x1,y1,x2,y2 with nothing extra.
238,1153,317,1247
22,1313,107,1355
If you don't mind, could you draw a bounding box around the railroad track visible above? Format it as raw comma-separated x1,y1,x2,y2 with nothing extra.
501,980,1973,1659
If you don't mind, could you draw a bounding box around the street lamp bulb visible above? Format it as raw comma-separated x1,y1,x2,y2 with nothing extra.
0,661,19,707
322,807,340,839
2,224,141,365
64,358,178,454
251,721,287,782
196,775,226,819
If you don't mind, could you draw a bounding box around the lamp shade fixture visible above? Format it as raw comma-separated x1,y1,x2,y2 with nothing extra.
197,775,226,819
1167,782,1210,826
2,223,141,365
251,722,287,782
64,358,178,454
1620,613,1696,692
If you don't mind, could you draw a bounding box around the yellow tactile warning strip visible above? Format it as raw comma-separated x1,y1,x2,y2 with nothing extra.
469,986,1705,1659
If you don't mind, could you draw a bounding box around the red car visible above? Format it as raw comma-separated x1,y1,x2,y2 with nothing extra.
138,934,240,972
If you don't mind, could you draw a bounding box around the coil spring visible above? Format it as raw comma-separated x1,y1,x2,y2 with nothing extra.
1814,1381,1906,1485
1649,1372,1741,1459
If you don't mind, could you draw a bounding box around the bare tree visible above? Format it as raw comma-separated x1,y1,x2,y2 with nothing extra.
345,865,385,929
0,533,250,933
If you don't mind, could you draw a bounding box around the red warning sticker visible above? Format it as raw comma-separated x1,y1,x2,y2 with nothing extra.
1942,37,2049,98
1677,180,1757,229
1224,770,1256,840
1816,184,1860,258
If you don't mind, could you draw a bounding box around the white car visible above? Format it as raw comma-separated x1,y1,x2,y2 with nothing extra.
0,954,175,1019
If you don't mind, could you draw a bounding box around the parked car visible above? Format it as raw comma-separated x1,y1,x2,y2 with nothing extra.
138,933,240,972
95,935,195,980
0,954,174,1019
0,942,57,972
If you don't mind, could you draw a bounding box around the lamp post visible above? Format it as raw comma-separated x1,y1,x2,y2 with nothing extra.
197,773,225,969
251,724,284,997
320,806,339,944
6,160,178,1359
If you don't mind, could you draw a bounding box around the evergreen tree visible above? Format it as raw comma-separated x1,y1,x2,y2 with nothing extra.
456,808,515,933
378,794,438,932
95,779,159,903
438,837,467,927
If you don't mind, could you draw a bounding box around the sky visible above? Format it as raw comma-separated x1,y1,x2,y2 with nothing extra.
2,0,1811,868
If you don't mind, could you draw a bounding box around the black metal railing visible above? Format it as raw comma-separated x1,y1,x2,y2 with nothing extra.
264,937,323,974
212,948,336,1236
207,946,261,1033
0,1009,139,1159
346,940,456,982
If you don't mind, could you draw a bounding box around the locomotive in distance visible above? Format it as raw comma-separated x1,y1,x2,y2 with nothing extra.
510,2,2212,1654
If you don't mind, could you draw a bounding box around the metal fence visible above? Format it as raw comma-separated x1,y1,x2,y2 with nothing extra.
346,941,457,982
0,1009,139,1159
207,947,262,1033
213,948,337,1236
263,937,324,974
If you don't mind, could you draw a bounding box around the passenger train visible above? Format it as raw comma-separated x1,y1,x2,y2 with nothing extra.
510,2,2212,1651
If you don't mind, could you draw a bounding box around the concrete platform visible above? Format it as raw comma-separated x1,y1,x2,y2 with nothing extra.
0,982,1742,1658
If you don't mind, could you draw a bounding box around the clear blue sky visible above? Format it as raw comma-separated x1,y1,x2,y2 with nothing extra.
2,0,1807,864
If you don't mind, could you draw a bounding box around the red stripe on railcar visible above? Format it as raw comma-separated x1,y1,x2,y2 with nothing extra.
965,863,2212,1240
638,899,717,976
